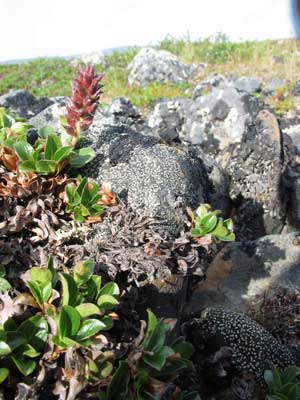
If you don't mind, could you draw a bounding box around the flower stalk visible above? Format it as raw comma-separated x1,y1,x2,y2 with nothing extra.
62,65,103,145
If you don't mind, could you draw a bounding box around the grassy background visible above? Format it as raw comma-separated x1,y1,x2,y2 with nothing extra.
0,34,299,109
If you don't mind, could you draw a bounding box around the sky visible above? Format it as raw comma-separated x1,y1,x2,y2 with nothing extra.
0,0,295,62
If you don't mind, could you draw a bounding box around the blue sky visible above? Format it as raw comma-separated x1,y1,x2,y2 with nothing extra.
0,0,294,62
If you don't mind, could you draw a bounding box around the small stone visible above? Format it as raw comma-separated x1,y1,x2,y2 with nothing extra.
232,77,262,94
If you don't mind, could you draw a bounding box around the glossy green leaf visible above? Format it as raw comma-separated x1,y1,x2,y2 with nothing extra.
66,183,81,206
11,355,36,376
18,314,48,351
143,309,158,350
2,114,14,128
59,272,78,307
52,335,76,349
143,310,169,352
73,260,95,286
30,267,53,284
97,294,118,313
35,159,57,174
0,367,9,383
70,147,96,168
17,160,37,172
14,141,34,161
38,126,55,139
44,134,61,159
143,346,174,371
59,305,81,339
200,213,217,233
5,331,26,352
172,340,194,360
0,277,11,293
27,280,44,307
86,275,102,302
53,146,73,162
0,340,11,356
76,303,100,318
100,360,113,378
107,361,130,400
20,343,40,358
98,282,120,297
75,318,106,341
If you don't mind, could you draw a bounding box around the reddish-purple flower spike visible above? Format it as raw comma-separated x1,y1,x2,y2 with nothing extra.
63,64,103,141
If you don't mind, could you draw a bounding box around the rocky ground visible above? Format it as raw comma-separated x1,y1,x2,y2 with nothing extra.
1,46,300,399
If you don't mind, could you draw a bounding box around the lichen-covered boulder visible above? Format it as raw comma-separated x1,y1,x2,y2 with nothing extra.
223,109,285,240
128,47,196,86
146,86,263,155
186,308,295,381
82,122,229,235
0,90,53,119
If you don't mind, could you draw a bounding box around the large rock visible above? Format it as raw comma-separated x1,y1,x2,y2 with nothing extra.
280,119,300,230
0,90,53,119
185,232,300,313
82,122,229,234
28,97,66,131
222,110,285,240
147,87,263,155
128,47,196,86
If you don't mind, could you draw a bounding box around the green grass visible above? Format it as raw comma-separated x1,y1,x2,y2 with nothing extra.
0,35,300,108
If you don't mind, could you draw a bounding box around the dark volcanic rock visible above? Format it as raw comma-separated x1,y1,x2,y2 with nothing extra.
128,47,196,86
186,232,300,312
222,109,285,240
146,87,263,155
193,73,227,98
82,121,229,235
186,308,295,381
96,97,145,132
28,97,66,131
147,99,184,141
0,89,53,119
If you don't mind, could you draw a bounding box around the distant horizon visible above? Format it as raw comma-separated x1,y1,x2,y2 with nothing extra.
0,0,294,63
0,35,294,65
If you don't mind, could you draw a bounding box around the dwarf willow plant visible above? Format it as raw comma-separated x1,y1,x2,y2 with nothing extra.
12,126,95,175
0,315,48,382
264,366,300,400
0,258,120,384
100,309,200,400
191,204,235,242
65,177,105,222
